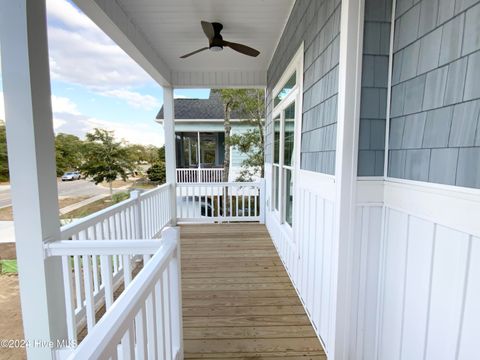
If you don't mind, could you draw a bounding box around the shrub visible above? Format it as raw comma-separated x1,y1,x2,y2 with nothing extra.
112,191,129,204
146,162,166,183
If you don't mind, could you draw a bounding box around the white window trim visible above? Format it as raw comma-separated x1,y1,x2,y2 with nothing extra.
270,43,304,241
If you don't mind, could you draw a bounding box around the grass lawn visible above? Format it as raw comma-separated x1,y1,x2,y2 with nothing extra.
130,182,158,190
0,196,90,221
61,191,130,219
100,179,134,189
0,259,17,274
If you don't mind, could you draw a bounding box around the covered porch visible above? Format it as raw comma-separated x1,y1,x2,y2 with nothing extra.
3,0,480,359
0,0,359,359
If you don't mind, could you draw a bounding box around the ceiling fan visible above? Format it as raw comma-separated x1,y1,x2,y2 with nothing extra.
180,21,260,59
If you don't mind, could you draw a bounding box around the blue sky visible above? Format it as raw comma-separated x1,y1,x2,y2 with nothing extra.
0,0,210,146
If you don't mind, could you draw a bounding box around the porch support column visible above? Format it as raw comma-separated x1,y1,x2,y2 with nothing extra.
0,0,68,358
332,0,365,359
163,87,177,224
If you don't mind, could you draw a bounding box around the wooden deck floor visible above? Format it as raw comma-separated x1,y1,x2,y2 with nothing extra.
180,224,326,360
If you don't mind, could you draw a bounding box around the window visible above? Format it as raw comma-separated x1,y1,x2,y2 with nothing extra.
270,45,303,229
274,72,296,107
283,103,295,226
273,116,280,211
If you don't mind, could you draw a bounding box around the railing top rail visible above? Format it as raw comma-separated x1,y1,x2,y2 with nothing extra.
139,182,171,199
44,239,162,257
67,229,178,360
60,197,135,238
60,183,172,238
177,180,264,187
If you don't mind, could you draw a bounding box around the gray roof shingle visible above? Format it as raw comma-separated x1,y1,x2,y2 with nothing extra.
156,91,252,120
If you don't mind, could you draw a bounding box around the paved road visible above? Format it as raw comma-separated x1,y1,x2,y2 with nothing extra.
0,180,113,208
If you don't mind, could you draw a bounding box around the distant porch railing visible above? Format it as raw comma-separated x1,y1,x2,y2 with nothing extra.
176,180,265,223
176,168,224,183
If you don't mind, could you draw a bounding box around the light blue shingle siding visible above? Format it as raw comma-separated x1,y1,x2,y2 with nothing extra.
388,0,480,188
358,0,392,176
266,0,341,175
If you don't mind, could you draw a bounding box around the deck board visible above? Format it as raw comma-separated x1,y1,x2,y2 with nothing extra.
181,224,326,359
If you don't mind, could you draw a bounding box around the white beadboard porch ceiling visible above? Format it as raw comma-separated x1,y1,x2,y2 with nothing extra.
74,0,295,88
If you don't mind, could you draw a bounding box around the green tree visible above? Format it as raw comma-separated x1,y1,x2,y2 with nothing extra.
215,89,265,181
81,128,134,195
230,129,264,181
55,133,84,176
156,146,165,163
0,120,8,182
229,89,265,180
213,89,246,182
146,162,166,183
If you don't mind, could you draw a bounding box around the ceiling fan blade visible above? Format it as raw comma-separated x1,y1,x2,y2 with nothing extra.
201,21,215,41
180,47,209,59
223,41,260,57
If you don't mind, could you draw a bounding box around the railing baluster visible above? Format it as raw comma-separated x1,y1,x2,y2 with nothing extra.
155,279,166,359
82,253,95,330
217,186,221,219
248,187,252,217
88,226,100,293
73,253,82,311
123,254,132,286
121,324,135,360
135,305,148,360
235,186,239,217
145,291,158,359
254,188,258,217
164,268,172,359
100,255,114,309
110,216,118,273
62,255,77,343
170,250,183,357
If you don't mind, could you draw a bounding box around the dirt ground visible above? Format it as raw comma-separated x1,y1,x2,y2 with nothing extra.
0,275,25,360
0,243,16,260
0,242,23,360
0,196,89,221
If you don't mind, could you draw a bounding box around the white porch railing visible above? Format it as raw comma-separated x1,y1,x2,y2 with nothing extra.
176,168,224,183
41,178,264,358
46,228,182,360
176,180,265,223
54,184,173,341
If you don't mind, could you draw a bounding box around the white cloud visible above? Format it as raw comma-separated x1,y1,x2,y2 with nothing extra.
51,95,80,115
50,96,163,146
101,89,160,110
46,0,154,91
53,112,163,146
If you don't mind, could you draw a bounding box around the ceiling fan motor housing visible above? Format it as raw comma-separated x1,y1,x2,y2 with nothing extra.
180,21,260,58
210,22,224,51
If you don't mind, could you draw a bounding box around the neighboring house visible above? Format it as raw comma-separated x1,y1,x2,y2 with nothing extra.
156,92,261,182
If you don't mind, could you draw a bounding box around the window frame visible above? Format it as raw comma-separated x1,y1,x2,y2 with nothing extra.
270,44,304,234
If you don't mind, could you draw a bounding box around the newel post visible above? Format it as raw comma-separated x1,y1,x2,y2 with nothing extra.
259,178,266,224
